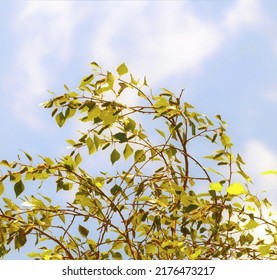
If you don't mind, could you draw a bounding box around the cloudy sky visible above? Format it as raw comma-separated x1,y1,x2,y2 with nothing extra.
1,0,277,258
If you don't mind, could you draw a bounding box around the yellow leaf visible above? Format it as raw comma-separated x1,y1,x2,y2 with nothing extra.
117,63,128,76
244,219,260,229
261,170,277,175
226,182,247,195
259,244,271,256
0,182,4,196
146,244,157,254
209,182,223,192
189,248,202,260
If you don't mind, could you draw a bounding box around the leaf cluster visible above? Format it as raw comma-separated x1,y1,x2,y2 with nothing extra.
1,62,277,260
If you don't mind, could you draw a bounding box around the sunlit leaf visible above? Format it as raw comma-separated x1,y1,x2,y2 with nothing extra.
94,134,101,150
134,150,146,163
87,137,96,155
209,182,223,192
55,112,65,127
184,102,195,109
88,105,101,119
189,248,202,260
259,244,271,256
262,198,272,208
123,144,133,160
244,219,260,230
65,107,76,119
236,153,245,164
146,244,157,254
226,182,247,196
75,153,82,165
118,82,128,95
156,129,166,138
79,74,94,88
221,133,232,147
117,63,128,76
0,182,4,196
261,170,277,175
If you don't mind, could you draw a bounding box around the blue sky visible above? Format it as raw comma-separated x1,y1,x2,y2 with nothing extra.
1,0,277,259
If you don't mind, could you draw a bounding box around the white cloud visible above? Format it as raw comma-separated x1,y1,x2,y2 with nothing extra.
244,139,277,193
5,0,267,129
88,0,265,87
6,2,84,129
222,0,263,33
89,2,222,83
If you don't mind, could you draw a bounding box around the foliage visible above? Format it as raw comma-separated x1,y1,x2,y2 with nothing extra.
1,62,277,260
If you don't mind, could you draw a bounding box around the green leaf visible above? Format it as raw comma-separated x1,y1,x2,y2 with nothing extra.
64,84,69,91
102,143,110,150
94,134,101,150
75,153,82,165
14,180,25,198
118,82,128,95
156,129,166,138
14,228,27,250
143,76,148,86
90,61,100,68
20,150,33,162
130,74,139,86
55,112,65,127
117,63,128,76
0,160,10,168
78,224,89,238
185,204,199,213
209,182,223,192
43,157,54,166
124,118,136,132
184,102,195,109
0,182,4,196
110,184,122,195
226,182,247,196
134,150,146,163
79,74,94,88
86,137,96,155
262,198,272,208
88,105,101,120
65,108,76,120
103,113,117,126
153,96,169,108
236,153,245,164
114,132,128,143
66,139,76,146
111,149,120,165
123,144,133,160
